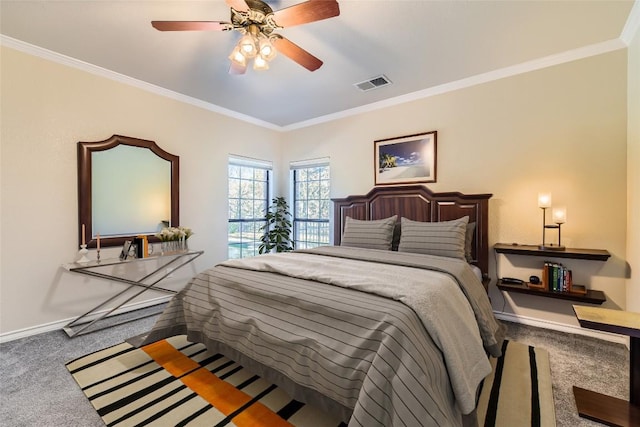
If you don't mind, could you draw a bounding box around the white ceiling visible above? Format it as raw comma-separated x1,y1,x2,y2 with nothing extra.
1,1,637,129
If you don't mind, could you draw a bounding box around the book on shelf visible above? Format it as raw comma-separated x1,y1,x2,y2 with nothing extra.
542,261,574,293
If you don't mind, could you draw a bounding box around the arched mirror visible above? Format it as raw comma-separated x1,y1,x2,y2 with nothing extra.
78,135,179,248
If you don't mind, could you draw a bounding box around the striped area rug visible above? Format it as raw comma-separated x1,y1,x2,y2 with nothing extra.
66,336,555,427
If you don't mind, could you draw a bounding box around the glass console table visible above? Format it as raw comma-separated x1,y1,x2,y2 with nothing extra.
62,250,203,337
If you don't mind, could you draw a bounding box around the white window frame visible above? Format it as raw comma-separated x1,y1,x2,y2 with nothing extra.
290,158,330,249
227,155,273,259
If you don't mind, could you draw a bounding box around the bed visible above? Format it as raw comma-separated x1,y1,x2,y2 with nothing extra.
142,185,504,427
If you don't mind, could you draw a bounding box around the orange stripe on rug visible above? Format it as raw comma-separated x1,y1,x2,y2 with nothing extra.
142,340,201,377
142,340,293,427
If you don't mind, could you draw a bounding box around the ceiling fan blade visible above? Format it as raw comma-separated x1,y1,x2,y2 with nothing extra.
273,0,340,28
229,61,247,75
151,21,231,31
272,36,323,71
226,0,249,12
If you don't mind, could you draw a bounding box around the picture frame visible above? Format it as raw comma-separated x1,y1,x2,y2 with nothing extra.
119,240,136,260
374,131,437,185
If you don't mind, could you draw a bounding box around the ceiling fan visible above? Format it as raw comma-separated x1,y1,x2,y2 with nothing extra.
151,0,340,74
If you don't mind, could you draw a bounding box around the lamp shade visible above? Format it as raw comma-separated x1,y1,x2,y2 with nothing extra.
253,55,269,70
228,46,247,66
258,38,277,61
239,34,257,58
538,192,552,208
552,207,567,224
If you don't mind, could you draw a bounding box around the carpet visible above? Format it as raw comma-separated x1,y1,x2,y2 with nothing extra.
66,336,555,427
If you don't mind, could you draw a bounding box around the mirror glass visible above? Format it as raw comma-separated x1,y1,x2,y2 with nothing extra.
78,135,179,248
92,145,171,235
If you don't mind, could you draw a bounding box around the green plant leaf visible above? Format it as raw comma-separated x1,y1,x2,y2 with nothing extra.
259,196,294,254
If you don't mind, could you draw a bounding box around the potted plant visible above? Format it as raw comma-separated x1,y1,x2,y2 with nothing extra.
259,196,294,254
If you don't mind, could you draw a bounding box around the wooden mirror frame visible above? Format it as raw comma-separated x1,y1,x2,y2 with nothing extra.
77,135,180,248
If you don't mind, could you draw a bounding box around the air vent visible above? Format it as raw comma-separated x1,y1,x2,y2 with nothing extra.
354,75,392,92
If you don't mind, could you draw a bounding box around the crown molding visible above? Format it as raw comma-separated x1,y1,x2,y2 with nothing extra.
0,35,282,132
1,33,630,133
283,38,627,131
621,0,640,45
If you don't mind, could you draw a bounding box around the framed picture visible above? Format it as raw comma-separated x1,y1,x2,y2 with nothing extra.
119,240,136,260
374,131,437,185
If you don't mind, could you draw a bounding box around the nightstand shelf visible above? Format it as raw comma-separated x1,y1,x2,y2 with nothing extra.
496,280,606,305
494,243,609,305
493,243,610,261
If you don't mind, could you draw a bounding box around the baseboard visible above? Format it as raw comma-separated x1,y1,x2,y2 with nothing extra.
495,311,630,349
2,299,629,349
0,295,172,343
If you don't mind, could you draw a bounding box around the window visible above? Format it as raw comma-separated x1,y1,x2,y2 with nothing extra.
291,160,330,249
228,156,271,259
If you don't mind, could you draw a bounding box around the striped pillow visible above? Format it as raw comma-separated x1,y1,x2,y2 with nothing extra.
398,216,469,259
341,215,397,250
465,221,476,262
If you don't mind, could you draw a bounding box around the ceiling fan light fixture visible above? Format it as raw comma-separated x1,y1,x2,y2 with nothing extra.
229,46,247,66
253,55,269,70
239,34,257,58
258,38,276,61
152,0,341,74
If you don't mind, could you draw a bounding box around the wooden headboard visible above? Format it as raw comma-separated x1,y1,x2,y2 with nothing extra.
332,185,492,281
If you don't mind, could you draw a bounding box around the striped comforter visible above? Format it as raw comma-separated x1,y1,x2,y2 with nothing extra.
142,246,505,427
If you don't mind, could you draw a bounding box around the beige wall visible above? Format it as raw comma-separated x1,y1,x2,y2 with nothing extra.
0,46,282,334
282,50,629,328
627,25,640,312
0,42,631,337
